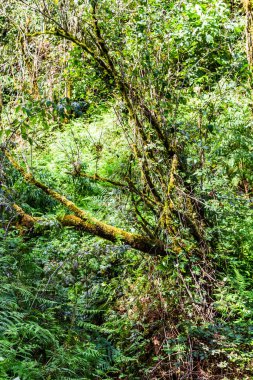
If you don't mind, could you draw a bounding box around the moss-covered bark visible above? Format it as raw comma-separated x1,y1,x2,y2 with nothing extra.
12,203,38,229
6,153,167,256
243,0,253,66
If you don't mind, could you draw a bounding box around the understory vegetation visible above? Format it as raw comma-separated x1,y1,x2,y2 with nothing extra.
1,0,253,379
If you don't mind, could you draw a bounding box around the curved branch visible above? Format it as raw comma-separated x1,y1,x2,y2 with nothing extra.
6,152,167,256
27,29,113,75
68,170,159,210
27,28,170,154
68,171,126,187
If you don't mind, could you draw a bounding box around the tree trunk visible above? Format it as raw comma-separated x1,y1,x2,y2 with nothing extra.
244,0,253,66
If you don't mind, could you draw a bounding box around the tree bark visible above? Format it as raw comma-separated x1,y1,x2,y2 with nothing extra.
6,152,167,256
244,0,253,66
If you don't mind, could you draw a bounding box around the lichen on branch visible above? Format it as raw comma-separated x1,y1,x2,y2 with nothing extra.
6,152,167,256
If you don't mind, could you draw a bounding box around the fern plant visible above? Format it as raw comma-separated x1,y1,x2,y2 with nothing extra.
0,228,122,380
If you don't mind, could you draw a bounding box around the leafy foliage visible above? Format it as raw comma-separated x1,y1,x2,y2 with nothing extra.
1,0,253,379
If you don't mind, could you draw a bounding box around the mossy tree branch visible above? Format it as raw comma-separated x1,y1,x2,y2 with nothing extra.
6,152,167,256
22,5,206,248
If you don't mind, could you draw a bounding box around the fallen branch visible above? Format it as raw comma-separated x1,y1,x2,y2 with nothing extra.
6,152,167,256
